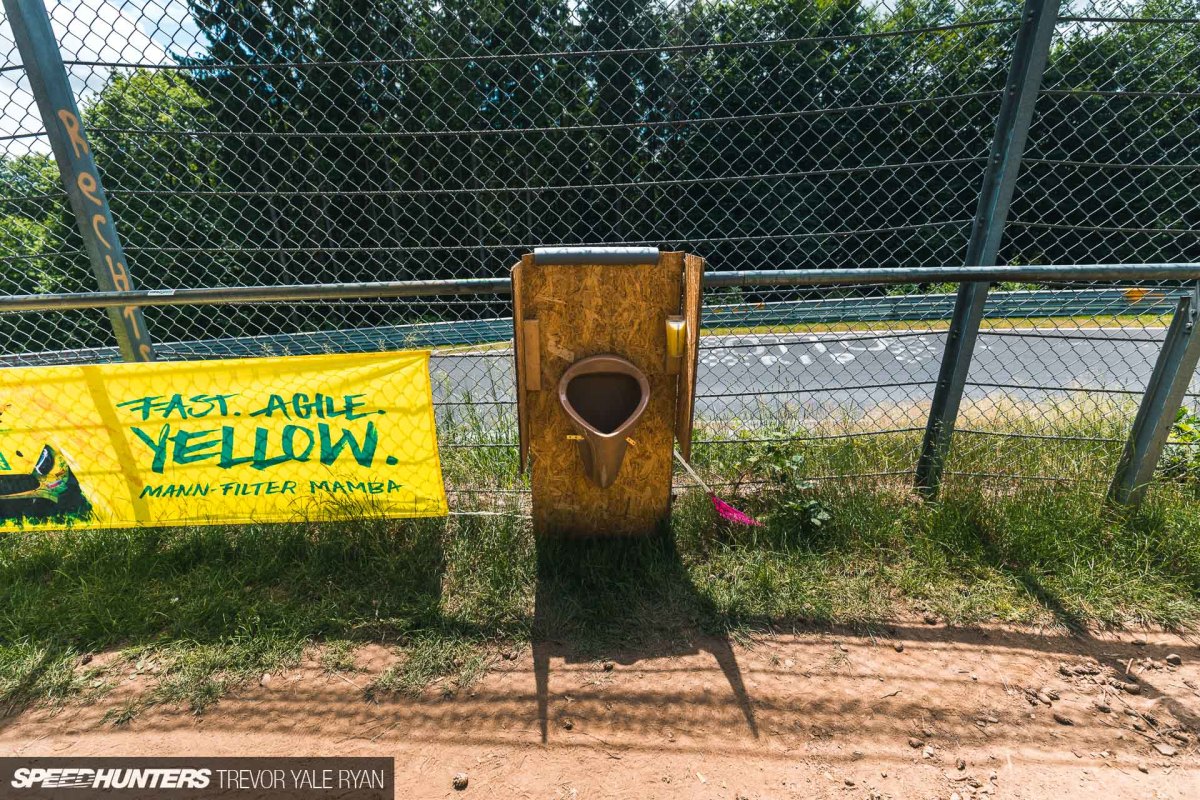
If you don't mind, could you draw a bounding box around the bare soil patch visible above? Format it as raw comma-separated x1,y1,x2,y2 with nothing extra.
3,625,1198,799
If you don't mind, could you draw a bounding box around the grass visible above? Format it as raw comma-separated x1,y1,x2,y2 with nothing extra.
700,313,1171,338
365,635,495,700
319,640,362,674
2,408,1200,723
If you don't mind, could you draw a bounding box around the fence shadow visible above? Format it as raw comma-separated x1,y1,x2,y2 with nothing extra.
530,531,758,743
3,507,1199,744
0,516,451,729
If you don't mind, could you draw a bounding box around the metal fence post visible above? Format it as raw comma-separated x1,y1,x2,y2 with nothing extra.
914,0,1061,496
3,0,155,361
1108,284,1200,507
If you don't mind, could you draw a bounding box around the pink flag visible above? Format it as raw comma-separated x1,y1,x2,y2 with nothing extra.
673,449,763,527
709,493,764,527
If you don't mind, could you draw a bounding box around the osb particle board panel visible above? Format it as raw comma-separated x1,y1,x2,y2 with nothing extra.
515,252,684,536
676,253,704,460
512,254,531,471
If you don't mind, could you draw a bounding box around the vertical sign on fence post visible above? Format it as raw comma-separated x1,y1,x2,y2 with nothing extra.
914,0,1061,496
1108,283,1200,508
3,0,154,362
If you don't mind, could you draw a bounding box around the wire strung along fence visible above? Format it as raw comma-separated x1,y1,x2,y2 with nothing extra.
0,0,1198,511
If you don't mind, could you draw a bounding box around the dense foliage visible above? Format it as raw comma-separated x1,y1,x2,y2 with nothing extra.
0,0,1197,349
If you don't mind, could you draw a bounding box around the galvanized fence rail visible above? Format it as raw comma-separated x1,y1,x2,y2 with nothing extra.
2,263,1198,508
1,0,1199,509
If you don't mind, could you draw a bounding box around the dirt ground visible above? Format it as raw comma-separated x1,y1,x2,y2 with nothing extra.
2,625,1198,799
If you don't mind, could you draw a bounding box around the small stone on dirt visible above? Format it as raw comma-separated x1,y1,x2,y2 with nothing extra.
1043,687,1060,701
80,653,93,666
909,737,924,748
923,745,936,759
1132,637,1147,646
1165,654,1182,667
259,672,271,687
956,758,966,771
844,778,855,787
894,642,904,652
950,793,962,800
1095,703,1111,714
1065,661,1103,676
452,773,468,791
562,718,574,730
923,613,939,625
1037,692,1054,706
1053,713,1075,726
1153,743,1177,757
602,660,615,672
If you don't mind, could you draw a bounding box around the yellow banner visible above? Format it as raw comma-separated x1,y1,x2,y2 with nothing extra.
0,351,447,531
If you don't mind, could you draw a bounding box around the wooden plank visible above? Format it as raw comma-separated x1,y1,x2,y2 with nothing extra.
522,319,542,390
521,251,684,536
676,253,704,461
511,255,531,472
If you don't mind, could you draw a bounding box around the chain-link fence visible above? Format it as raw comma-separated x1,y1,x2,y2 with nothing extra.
1,0,1198,507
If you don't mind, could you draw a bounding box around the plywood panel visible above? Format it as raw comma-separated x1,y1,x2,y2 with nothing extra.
522,320,542,391
676,254,705,461
517,252,685,536
511,254,532,471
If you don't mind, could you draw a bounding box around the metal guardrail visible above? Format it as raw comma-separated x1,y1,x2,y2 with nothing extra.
704,287,1186,328
2,286,1186,367
1,264,1198,508
3,265,1200,313
1,0,1198,511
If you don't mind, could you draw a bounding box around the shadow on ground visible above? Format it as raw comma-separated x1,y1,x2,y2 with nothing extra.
2,509,1199,743
531,532,758,742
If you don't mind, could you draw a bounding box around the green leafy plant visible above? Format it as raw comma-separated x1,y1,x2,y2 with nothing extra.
743,439,808,485
780,496,833,532
732,439,834,534
1161,406,1200,483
